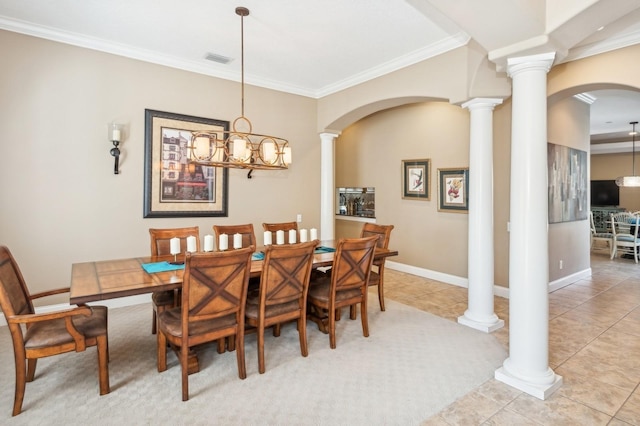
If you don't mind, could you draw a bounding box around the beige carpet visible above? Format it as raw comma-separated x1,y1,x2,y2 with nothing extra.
0,296,506,425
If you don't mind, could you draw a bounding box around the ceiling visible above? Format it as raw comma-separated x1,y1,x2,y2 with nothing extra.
0,0,639,145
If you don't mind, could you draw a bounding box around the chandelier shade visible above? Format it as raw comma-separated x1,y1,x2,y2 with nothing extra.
615,121,639,187
188,7,290,177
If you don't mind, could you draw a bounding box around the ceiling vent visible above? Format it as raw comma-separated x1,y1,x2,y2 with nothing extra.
204,52,233,64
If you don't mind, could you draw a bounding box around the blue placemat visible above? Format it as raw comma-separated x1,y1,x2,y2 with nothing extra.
315,246,336,254
252,252,265,261
141,261,185,273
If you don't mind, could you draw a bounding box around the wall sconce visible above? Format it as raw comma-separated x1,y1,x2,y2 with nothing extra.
108,123,123,174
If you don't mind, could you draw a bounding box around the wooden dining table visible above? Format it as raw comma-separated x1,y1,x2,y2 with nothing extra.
69,240,398,374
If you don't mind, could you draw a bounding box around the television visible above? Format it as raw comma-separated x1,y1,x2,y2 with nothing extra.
590,180,619,206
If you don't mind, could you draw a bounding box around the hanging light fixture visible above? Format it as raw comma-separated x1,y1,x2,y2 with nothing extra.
615,121,640,187
188,6,291,179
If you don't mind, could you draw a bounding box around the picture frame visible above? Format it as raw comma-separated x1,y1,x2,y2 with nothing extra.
437,168,469,213
402,159,430,200
143,109,229,218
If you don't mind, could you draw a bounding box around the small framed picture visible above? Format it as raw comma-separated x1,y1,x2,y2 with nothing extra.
402,159,430,200
438,168,469,213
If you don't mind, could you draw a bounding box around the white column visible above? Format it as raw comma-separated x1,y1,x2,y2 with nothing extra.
319,132,339,241
495,52,563,400
458,98,504,333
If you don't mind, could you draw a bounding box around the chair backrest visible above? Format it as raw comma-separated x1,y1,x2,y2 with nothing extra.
589,211,597,235
611,212,634,237
149,226,200,256
330,236,378,294
0,246,34,320
360,223,394,249
213,224,256,250
262,222,298,244
259,241,318,310
181,247,254,339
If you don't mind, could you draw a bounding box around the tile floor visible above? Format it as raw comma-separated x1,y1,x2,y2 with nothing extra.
382,252,640,425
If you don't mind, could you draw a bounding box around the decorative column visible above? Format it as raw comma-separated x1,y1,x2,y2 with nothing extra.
458,98,504,333
494,52,563,400
319,132,339,241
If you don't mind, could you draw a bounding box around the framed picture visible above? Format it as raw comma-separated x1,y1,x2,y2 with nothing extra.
143,109,229,218
438,168,469,213
402,159,430,200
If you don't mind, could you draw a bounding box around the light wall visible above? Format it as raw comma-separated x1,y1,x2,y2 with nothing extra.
0,30,320,304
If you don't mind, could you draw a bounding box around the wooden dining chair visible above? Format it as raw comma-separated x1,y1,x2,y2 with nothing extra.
360,223,394,311
245,240,318,374
262,221,298,244
0,246,110,416
213,224,256,250
156,247,254,401
307,236,378,349
149,227,200,334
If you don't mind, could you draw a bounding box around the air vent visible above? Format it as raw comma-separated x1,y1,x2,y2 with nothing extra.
204,52,233,64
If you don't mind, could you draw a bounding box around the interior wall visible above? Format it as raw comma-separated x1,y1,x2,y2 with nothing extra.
547,96,591,281
335,102,470,278
0,30,320,305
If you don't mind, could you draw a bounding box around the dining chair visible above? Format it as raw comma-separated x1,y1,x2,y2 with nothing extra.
156,247,254,401
262,221,298,244
149,227,200,334
213,224,256,250
0,245,110,416
245,240,318,374
307,236,378,349
589,211,613,256
360,223,394,311
610,212,640,263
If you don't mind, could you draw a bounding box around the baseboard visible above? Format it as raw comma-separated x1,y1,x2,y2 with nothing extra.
0,294,151,327
548,268,592,292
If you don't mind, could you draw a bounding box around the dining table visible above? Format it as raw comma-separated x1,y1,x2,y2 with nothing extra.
69,240,398,373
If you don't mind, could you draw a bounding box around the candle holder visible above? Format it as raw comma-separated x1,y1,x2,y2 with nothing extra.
108,123,124,175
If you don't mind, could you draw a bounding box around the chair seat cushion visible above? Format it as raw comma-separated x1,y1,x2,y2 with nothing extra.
158,307,237,338
307,280,361,304
616,235,640,243
152,290,175,307
24,306,107,350
593,233,613,238
245,299,300,320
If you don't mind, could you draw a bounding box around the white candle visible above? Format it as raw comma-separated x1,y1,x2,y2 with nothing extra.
112,128,121,142
204,235,214,252
283,146,292,164
169,237,180,255
263,230,272,246
186,235,197,253
288,229,297,244
299,229,308,243
310,228,318,240
219,234,228,251
263,142,276,163
233,139,246,159
233,233,243,249
276,230,285,245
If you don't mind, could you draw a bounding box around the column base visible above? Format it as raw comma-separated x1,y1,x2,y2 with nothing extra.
495,366,563,400
458,314,504,333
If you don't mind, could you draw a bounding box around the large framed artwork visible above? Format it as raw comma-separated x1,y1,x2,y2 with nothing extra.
438,168,469,213
402,159,430,200
547,142,588,223
143,109,229,218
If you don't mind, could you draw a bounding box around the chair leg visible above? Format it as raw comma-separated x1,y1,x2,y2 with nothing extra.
12,353,26,416
298,316,308,357
329,307,337,349
157,330,167,372
97,335,110,395
273,323,281,337
258,325,266,374
349,305,357,320
152,309,157,335
180,345,189,401
378,278,386,312
26,359,37,382
361,293,369,338
217,338,226,354
236,330,247,380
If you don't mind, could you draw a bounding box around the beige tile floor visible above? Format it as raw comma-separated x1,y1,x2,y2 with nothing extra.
382,252,640,425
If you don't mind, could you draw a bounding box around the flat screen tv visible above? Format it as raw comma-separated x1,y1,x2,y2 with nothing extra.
591,180,619,206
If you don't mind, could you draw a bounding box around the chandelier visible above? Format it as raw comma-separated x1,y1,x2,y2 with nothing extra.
188,6,291,178
615,121,640,187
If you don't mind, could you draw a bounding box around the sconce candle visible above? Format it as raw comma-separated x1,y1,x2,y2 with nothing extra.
233,233,243,249
310,228,318,241
263,231,272,246
108,123,123,175
219,234,228,251
299,229,308,243
169,238,180,255
204,235,214,252
276,230,285,245
186,236,197,253
288,229,297,244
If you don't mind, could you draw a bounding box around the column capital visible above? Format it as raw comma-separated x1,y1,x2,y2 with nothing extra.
319,132,340,142
507,52,556,78
462,98,504,111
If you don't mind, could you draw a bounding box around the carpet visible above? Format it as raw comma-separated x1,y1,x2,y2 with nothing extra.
0,297,506,425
